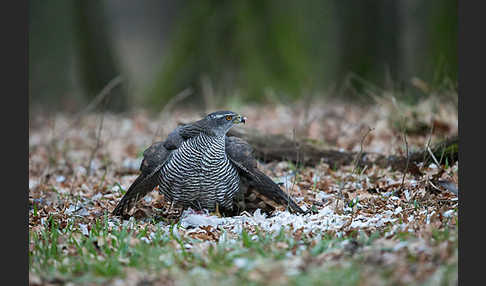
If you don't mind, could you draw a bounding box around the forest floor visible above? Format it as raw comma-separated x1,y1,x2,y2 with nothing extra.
29,95,458,285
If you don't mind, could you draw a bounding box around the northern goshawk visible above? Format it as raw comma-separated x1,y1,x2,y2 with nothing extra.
112,111,304,217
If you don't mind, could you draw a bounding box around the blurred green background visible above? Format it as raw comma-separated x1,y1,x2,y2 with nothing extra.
29,0,457,112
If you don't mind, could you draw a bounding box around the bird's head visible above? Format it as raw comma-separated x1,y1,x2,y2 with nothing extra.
204,110,246,136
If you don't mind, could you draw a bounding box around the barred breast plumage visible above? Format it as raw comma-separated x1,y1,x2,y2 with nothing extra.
156,132,240,210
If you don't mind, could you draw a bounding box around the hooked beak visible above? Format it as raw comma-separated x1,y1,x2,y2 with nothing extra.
233,114,246,124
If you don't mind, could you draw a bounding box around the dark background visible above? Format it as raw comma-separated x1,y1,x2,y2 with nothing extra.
29,0,457,112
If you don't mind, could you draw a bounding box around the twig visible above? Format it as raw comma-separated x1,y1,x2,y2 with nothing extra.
398,132,409,194
337,126,373,213
351,126,373,174
438,144,447,166
69,171,77,196
428,180,443,192
152,88,193,143
393,112,410,197
57,75,123,143
421,123,435,168
347,72,386,96
425,145,450,194
86,95,109,176
287,128,299,212
77,75,123,116
340,208,357,232
43,116,57,185
427,146,442,169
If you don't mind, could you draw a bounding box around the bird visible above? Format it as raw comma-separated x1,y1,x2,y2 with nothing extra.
112,110,305,217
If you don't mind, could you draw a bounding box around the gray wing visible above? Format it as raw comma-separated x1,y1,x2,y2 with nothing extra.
225,136,306,214
113,120,204,217
112,141,172,217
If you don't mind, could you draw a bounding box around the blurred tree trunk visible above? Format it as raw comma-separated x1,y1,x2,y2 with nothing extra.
72,0,126,111
29,0,77,111
333,0,456,101
426,0,458,85
398,0,457,99
334,0,399,96
146,0,323,108
398,0,427,87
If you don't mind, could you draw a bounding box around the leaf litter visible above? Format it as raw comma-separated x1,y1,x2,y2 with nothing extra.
29,99,457,285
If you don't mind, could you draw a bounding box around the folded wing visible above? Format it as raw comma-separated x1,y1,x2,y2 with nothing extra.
225,136,305,214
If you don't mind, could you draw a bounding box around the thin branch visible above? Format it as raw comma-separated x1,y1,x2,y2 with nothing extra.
422,123,435,168
428,180,441,191
338,126,373,212
53,75,123,144
427,146,442,168
351,126,373,174
86,96,109,176
398,132,409,194
43,116,57,184
286,128,299,212
77,75,123,117
68,76,122,133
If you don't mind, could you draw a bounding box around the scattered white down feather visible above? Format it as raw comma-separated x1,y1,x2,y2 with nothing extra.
175,204,401,237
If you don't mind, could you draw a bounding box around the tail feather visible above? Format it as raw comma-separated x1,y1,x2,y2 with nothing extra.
250,170,305,214
112,175,157,217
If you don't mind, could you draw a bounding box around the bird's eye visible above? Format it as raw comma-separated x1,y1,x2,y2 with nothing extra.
225,115,233,121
